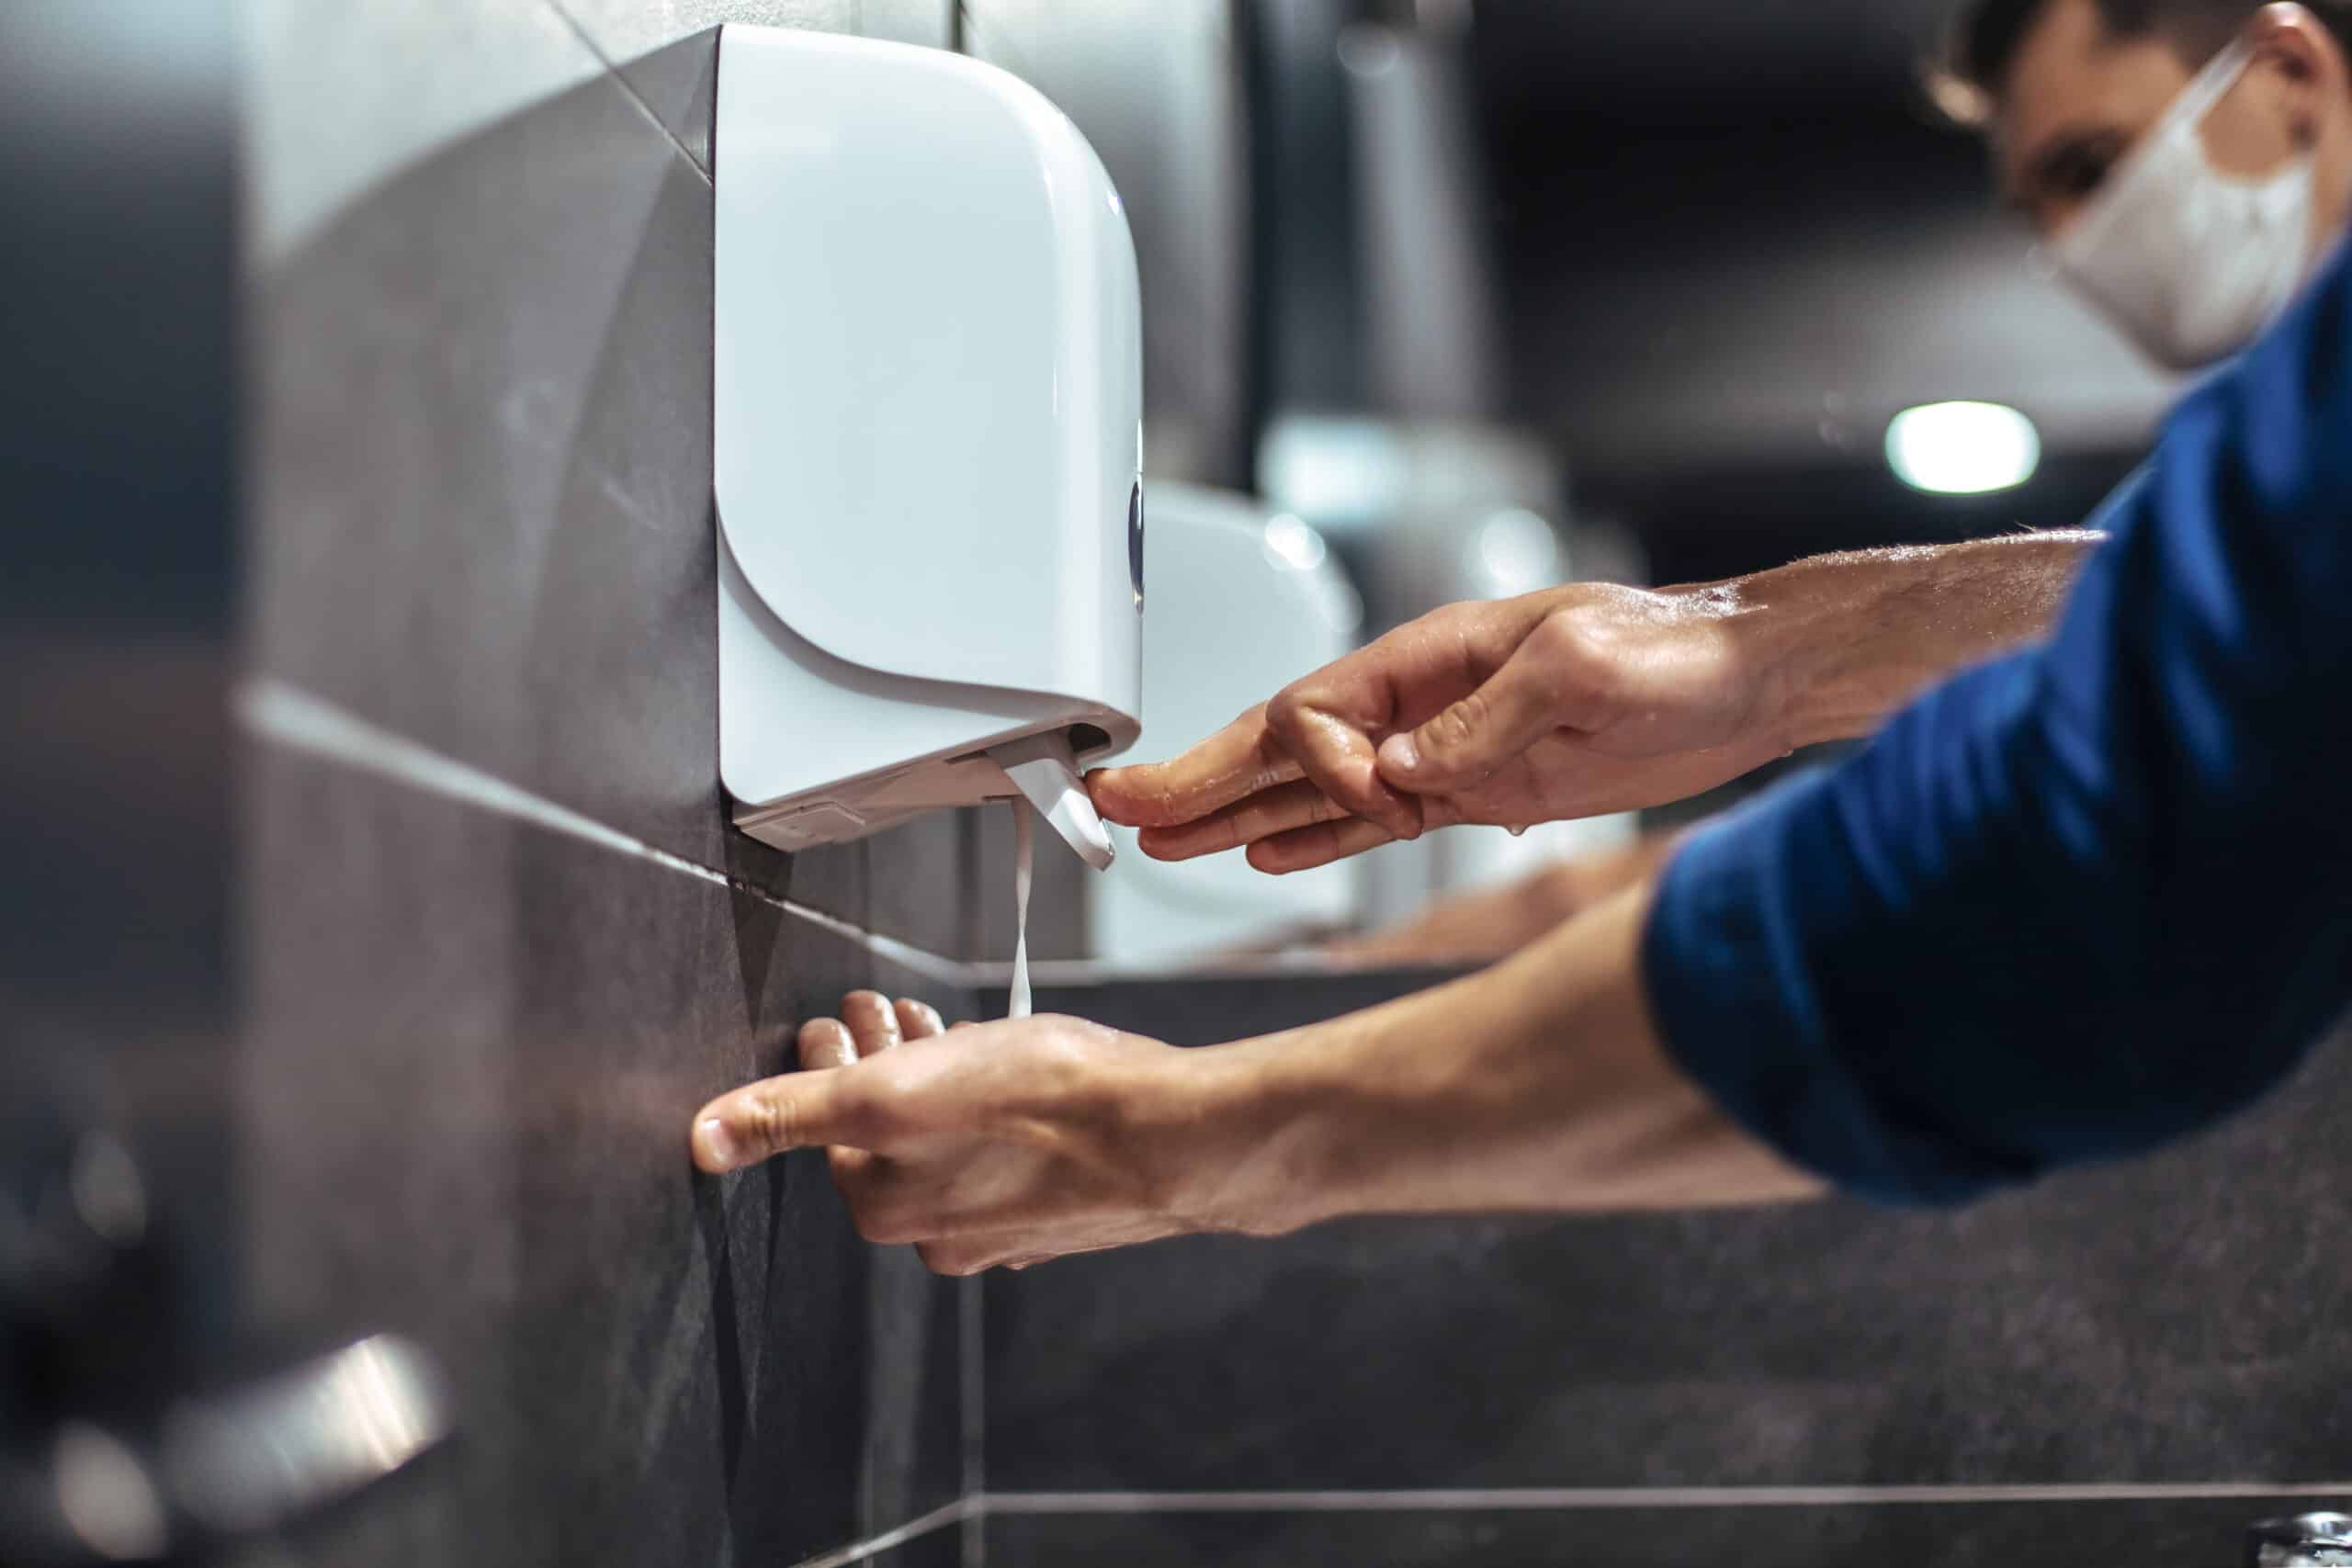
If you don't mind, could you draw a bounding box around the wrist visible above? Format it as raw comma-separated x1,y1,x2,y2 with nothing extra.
1653,574,1814,756
1700,556,1903,751
1141,1030,1353,1238
1159,936,1609,1232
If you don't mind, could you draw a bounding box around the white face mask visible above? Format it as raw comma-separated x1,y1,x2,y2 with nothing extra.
2052,39,2322,370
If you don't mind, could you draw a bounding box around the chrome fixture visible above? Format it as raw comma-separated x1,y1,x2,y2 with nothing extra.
2249,1514,2352,1566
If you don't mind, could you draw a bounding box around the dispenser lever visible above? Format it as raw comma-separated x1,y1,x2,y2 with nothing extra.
988,732,1116,871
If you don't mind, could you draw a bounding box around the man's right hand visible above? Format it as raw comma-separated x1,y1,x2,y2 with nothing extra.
1088,534,2101,873
1090,581,1798,873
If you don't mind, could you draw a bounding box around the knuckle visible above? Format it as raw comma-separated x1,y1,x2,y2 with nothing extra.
1529,606,1595,662
1531,610,1622,717
1424,691,1489,757
917,1243,982,1278
1263,683,1309,740
739,1092,790,1159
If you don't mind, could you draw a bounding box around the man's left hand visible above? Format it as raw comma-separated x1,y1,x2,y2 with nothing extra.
688,992,1280,1275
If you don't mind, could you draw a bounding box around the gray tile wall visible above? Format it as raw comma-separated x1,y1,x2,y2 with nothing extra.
979,977,2352,1566
241,4,976,1563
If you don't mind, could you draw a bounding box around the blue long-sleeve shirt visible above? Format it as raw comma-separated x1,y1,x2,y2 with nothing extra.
1643,236,2352,1207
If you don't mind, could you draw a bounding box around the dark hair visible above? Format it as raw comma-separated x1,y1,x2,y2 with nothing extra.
1951,0,2352,98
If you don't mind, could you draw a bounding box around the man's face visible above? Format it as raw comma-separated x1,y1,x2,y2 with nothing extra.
1989,0,2352,241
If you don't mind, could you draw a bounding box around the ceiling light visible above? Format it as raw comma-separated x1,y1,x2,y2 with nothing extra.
1885,401,2041,495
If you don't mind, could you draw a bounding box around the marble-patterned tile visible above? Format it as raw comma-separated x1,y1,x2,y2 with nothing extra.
985,977,2352,1492
240,746,968,1564
985,1497,2339,1568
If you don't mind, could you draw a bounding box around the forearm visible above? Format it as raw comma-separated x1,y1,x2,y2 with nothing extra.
1705,532,2103,750
1176,880,1824,1233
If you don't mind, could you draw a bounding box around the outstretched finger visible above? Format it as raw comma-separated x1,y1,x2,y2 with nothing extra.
692,1066,894,1173
1087,705,1305,829
1265,692,1424,842
1134,779,1352,863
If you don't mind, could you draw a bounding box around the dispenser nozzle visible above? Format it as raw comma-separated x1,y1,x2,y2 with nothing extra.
988,732,1116,871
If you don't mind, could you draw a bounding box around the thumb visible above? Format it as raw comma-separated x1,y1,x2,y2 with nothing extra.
1378,616,1607,792
692,1065,894,1173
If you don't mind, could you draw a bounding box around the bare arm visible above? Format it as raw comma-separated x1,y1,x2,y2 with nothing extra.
687,876,1819,1276
1193,879,1826,1229
1090,531,2106,873
1731,531,2104,750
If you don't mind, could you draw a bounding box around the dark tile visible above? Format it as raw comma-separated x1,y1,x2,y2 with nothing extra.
551,0,857,103
245,0,606,266
596,28,719,170
985,1498,2343,1568
1019,966,1468,1043
784,837,875,938
553,0,950,177
860,0,955,49
860,1517,969,1567
968,799,1091,963
866,808,978,962
241,747,968,1564
984,1019,2352,1492
254,66,770,888
254,23,997,937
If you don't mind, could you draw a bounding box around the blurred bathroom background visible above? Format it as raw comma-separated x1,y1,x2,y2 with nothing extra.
6,2,2345,1566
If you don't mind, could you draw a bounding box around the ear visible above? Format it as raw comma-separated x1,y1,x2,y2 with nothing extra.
2248,4,2342,147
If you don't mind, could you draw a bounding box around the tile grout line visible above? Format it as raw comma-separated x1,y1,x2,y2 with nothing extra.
764,1480,2352,1560
961,1276,987,1568
977,1483,2352,1515
233,677,976,987
786,1499,976,1568
541,0,714,181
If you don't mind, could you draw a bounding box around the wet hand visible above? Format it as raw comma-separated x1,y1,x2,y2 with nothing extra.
688,993,1284,1275
1089,583,1793,873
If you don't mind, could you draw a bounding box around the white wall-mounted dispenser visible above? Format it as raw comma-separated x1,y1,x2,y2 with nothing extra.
713,26,1144,868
